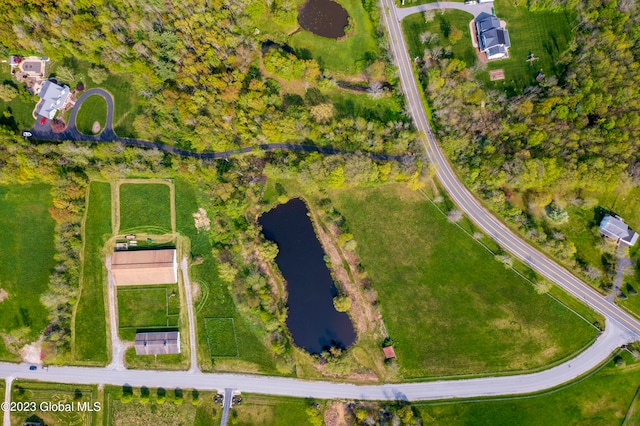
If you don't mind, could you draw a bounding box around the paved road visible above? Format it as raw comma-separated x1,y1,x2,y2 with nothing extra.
395,1,493,20
0,320,630,406
380,0,640,339
221,388,233,426
28,90,413,163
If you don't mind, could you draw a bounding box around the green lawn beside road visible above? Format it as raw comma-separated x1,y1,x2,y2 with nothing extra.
74,181,111,365
330,184,597,378
0,185,56,361
76,94,107,135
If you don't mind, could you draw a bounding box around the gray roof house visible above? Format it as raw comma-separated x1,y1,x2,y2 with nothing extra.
35,80,70,119
599,215,639,246
134,331,180,355
476,14,511,60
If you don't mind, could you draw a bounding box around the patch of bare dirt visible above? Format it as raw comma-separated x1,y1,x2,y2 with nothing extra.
0,288,8,302
20,337,42,364
191,281,201,301
91,121,101,133
324,401,348,426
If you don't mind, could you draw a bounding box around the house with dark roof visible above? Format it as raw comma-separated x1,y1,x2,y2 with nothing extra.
34,79,70,119
134,331,180,355
599,215,639,246
476,14,511,60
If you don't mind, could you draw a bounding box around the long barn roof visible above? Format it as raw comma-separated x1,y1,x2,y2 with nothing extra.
111,249,177,285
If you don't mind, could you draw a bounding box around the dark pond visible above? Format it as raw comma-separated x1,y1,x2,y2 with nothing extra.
259,198,356,354
298,0,350,39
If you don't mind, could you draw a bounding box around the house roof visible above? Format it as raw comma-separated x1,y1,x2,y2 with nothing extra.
111,249,178,285
476,14,510,57
35,80,70,119
600,215,639,246
382,345,396,359
477,16,501,33
134,331,180,355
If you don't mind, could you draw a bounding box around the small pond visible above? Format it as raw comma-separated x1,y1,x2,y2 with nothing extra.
298,0,350,39
259,198,356,354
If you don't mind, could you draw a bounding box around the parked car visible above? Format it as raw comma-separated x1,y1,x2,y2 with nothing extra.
39,117,47,125
29,365,37,371
22,131,32,137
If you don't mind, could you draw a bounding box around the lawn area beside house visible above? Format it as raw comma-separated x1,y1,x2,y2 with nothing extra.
0,185,56,361
0,65,37,131
175,179,279,374
118,182,172,234
481,0,574,92
402,10,477,68
416,351,640,425
329,184,597,378
73,181,111,365
290,0,379,74
75,94,107,135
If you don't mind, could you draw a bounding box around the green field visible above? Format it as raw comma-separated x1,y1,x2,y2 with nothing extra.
204,318,239,358
402,10,477,68
483,0,574,91
175,179,278,373
0,185,55,360
117,285,180,340
75,95,107,135
417,351,640,425
329,184,597,378
74,182,111,364
232,394,323,426
105,385,220,426
118,183,172,233
289,0,379,74
10,381,98,426
0,66,37,131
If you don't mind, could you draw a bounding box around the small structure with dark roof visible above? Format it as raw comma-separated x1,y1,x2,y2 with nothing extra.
382,345,396,359
134,331,180,355
476,13,511,60
600,215,639,246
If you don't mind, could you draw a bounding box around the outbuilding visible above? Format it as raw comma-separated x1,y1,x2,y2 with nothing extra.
111,248,178,286
134,331,180,355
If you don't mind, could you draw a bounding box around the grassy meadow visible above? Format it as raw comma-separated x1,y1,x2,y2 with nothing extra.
175,179,278,373
118,183,172,234
75,94,107,135
105,385,220,426
117,285,180,340
417,351,640,425
232,394,322,426
73,182,111,365
329,184,597,378
0,185,56,360
10,381,99,426
0,65,37,131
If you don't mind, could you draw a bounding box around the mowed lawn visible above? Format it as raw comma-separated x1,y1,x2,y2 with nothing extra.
234,394,321,426
289,0,379,74
73,182,110,364
330,184,597,377
417,352,640,425
0,65,37,131
484,0,574,91
119,183,172,233
117,285,180,340
175,179,278,373
403,10,477,68
75,94,107,135
0,185,55,360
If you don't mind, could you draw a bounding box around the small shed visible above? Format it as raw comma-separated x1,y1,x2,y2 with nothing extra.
134,331,180,355
383,346,396,359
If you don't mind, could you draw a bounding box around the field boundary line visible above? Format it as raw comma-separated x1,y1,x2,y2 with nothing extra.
204,317,240,359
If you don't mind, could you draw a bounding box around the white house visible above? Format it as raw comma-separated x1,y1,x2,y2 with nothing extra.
34,80,70,119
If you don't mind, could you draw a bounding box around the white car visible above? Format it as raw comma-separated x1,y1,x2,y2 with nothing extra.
22,131,32,137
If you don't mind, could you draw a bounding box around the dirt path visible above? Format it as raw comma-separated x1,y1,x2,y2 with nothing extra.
105,255,126,370
3,377,12,426
180,258,200,373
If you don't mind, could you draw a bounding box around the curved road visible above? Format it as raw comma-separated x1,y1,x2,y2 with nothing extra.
29,89,413,163
2,4,638,415
380,1,640,334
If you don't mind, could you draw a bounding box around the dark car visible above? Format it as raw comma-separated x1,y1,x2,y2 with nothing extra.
29,365,37,371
